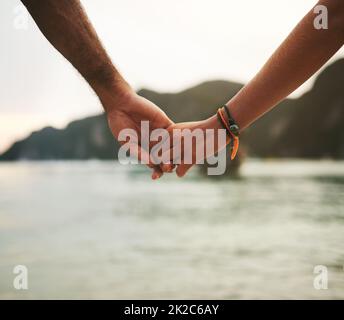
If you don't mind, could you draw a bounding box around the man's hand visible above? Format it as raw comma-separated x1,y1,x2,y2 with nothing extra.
20,0,175,179
103,89,174,179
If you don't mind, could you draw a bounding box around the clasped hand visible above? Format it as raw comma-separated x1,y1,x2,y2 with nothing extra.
105,90,229,179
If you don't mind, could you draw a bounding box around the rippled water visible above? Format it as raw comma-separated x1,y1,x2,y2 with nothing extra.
0,160,344,299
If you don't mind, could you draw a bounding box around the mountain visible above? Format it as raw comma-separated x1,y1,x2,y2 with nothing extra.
0,115,117,160
244,59,344,158
1,59,344,161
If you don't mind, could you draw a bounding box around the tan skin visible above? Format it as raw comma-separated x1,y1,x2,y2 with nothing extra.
22,0,344,178
21,0,172,179
165,0,344,177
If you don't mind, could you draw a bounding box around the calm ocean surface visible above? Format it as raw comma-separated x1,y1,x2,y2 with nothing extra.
0,160,344,299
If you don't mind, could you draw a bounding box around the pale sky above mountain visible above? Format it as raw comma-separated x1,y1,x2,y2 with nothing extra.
1,0,343,152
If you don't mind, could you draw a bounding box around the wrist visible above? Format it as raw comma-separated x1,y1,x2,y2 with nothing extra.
205,114,231,145
206,114,224,130
95,80,135,114
224,100,246,130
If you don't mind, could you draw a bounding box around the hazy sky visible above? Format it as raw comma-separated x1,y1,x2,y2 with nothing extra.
1,0,344,152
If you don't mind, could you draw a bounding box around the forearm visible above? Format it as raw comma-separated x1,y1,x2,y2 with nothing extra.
228,0,344,130
21,0,132,110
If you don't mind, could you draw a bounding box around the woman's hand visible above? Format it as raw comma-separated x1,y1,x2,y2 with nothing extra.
159,115,230,177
